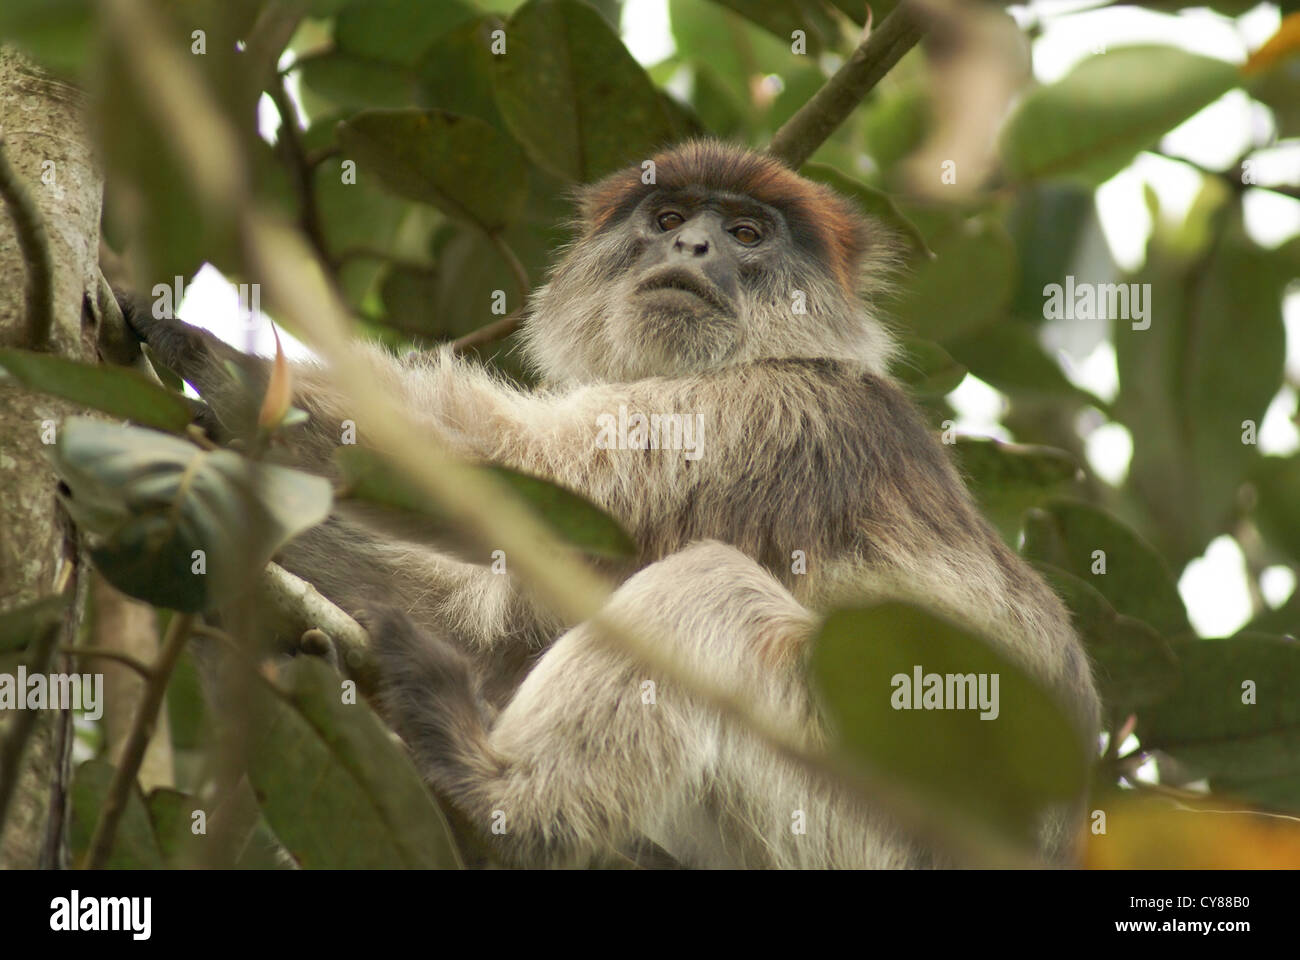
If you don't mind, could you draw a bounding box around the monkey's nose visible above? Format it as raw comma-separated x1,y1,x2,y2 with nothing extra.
673,232,710,257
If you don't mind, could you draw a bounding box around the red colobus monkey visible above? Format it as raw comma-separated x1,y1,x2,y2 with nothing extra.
123,140,1100,868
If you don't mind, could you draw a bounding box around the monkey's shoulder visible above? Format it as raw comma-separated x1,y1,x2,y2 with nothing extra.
716,357,937,439
703,357,963,493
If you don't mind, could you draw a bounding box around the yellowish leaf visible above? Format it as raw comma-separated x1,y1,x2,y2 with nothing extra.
1085,794,1300,869
1243,12,1300,75
258,322,293,430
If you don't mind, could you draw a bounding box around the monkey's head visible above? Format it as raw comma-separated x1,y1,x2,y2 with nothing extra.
523,140,899,384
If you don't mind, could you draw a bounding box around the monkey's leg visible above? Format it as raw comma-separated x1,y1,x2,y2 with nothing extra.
368,540,817,868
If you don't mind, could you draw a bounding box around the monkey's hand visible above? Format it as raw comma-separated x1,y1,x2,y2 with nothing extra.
113,292,270,440
360,606,498,791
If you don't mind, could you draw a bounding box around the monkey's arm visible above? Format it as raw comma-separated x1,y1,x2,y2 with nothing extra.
120,303,416,474
125,310,718,516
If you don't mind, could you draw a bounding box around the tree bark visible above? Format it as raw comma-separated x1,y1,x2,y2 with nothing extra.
0,47,102,868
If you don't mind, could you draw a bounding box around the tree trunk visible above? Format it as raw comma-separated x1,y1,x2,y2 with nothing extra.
0,47,102,868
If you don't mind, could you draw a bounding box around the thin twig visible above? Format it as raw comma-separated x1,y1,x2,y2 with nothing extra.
306,145,341,169
40,555,84,869
450,308,525,353
488,230,529,305
0,621,62,837
0,133,56,349
336,245,435,275
267,79,333,271
80,612,194,869
190,622,239,646
767,0,929,168
58,646,154,680
243,1,307,94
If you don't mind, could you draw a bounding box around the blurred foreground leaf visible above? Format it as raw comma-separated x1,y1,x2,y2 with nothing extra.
812,602,1087,847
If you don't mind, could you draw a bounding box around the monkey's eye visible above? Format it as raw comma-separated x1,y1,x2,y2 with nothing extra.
730,223,762,246
656,210,685,231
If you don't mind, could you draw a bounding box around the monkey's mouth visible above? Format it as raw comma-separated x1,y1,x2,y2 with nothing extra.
635,270,732,314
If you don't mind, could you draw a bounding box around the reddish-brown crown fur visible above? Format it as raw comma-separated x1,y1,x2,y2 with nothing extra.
576,140,874,294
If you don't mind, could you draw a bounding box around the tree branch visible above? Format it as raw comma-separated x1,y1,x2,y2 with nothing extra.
268,79,332,271
767,1,929,169
260,561,372,680
0,621,61,836
80,612,193,870
0,133,55,349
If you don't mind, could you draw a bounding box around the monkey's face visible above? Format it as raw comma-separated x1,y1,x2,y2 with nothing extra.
528,190,801,382
611,189,789,376
522,141,900,385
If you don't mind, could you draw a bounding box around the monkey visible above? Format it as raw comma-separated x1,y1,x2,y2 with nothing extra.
117,139,1100,868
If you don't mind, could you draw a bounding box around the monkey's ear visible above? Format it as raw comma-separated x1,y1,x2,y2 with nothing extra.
573,166,645,236
807,183,883,291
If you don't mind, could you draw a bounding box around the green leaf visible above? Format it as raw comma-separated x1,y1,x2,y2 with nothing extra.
0,0,94,78
1001,46,1239,185
334,0,476,66
51,418,332,612
801,163,933,261
339,108,528,231
1006,184,1096,321
0,348,193,433
1034,564,1179,720
166,648,210,750
0,594,69,652
1252,455,1300,564
1243,591,1300,639
811,602,1088,845
1248,57,1300,138
415,16,507,129
1023,500,1191,638
421,206,562,342
684,63,749,138
1114,213,1287,565
669,0,800,122
148,785,290,869
890,216,1015,343
860,83,931,179
952,439,1081,545
99,1,261,289
708,0,842,56
944,324,1098,405
312,142,410,308
296,54,415,110
1139,634,1300,813
379,265,442,336
246,657,462,868
336,446,636,559
146,788,208,869
891,336,967,396
492,0,678,182
69,758,165,869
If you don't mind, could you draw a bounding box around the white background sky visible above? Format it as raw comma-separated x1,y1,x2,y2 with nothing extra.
182,0,1300,640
